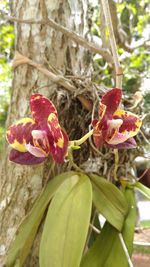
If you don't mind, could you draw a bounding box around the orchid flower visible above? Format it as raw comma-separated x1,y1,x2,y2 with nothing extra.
6,94,68,165
92,88,142,149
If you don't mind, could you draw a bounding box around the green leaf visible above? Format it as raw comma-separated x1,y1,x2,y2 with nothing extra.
121,7,130,35
81,188,136,267
39,173,92,267
134,181,150,200
5,171,77,267
121,188,136,255
81,222,118,267
88,212,101,249
90,174,128,231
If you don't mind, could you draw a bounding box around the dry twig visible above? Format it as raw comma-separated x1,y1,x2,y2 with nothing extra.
13,52,75,91
0,9,113,64
13,52,93,111
101,0,123,88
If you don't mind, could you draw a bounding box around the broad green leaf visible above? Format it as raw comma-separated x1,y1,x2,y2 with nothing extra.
39,173,92,267
81,222,118,267
134,181,150,200
5,171,77,267
81,188,136,267
121,188,136,255
88,212,101,249
90,174,128,231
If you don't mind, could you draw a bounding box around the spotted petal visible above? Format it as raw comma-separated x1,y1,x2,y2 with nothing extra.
99,103,107,120
30,94,57,128
51,129,69,164
92,119,99,127
101,88,122,114
113,110,142,138
47,113,68,160
47,112,69,163
93,122,104,148
9,149,46,165
6,118,36,152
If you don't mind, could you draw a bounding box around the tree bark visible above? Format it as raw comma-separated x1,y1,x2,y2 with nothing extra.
0,0,91,265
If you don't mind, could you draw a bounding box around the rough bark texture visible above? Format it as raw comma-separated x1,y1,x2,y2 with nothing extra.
0,0,91,265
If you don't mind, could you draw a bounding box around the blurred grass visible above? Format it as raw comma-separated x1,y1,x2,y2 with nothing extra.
133,221,150,254
133,244,150,254
141,220,150,229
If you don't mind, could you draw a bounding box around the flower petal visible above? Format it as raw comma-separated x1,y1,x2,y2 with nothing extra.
101,88,122,114
47,113,63,139
107,118,123,132
99,103,107,120
30,94,57,127
6,118,36,152
92,119,99,127
26,143,47,158
32,130,50,155
47,113,69,163
107,138,137,149
106,130,130,145
93,122,104,148
51,129,69,164
113,110,142,138
9,149,46,165
47,113,66,147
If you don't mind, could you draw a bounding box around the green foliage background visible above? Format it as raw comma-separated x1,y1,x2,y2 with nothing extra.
92,0,150,90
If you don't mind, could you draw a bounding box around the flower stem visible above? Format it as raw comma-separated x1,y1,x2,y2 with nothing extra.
119,233,134,267
70,129,94,147
114,148,119,180
101,0,123,88
67,147,83,172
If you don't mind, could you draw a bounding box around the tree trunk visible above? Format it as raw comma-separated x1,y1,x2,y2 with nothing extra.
0,0,91,265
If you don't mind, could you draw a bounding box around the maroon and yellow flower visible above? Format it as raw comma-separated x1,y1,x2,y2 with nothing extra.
92,88,142,149
6,94,68,165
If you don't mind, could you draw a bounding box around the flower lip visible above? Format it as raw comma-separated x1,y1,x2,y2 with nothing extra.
106,131,131,145
107,119,123,131
31,130,50,156
26,143,47,158
32,130,47,139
